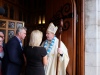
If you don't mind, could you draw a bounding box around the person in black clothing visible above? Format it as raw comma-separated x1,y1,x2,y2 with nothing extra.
24,30,48,75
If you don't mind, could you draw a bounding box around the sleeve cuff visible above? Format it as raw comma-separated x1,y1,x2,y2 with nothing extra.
60,54,63,57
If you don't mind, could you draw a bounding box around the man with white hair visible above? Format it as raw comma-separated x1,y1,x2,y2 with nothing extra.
41,22,69,75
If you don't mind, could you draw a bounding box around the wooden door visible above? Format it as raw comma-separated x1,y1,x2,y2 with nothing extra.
45,0,76,75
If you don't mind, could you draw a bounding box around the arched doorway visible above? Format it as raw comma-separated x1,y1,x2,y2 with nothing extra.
45,0,85,75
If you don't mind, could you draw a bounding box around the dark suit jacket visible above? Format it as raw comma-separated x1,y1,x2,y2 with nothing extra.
3,36,24,75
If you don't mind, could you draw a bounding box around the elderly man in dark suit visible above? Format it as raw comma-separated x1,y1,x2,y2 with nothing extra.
3,26,27,75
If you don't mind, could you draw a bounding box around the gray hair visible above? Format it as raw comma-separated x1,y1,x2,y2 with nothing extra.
16,26,27,34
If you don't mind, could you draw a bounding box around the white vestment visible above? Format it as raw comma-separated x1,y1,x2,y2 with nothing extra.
41,37,69,75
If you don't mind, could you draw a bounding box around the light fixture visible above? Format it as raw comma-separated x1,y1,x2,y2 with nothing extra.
42,16,45,24
38,16,41,24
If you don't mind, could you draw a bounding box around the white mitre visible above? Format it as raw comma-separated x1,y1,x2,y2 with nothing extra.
47,22,58,34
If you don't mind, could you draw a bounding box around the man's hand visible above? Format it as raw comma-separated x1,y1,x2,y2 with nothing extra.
57,48,63,54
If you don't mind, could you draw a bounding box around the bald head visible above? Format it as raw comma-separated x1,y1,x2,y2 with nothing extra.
0,31,4,40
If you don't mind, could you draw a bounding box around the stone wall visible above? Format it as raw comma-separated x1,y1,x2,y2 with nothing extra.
85,0,100,75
